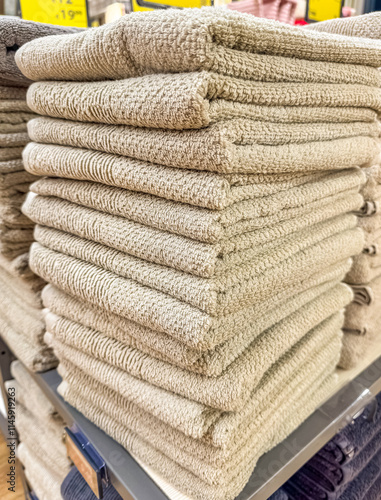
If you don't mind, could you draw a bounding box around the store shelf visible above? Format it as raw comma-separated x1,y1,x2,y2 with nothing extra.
29,351,381,500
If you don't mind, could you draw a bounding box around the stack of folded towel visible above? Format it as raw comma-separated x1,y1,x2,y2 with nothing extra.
271,392,381,500
15,9,381,500
0,19,78,372
7,360,71,500
308,13,381,368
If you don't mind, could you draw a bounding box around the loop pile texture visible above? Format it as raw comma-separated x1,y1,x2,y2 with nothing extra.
16,9,381,500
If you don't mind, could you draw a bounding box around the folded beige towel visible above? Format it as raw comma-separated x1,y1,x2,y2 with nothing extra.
306,12,381,39
17,442,62,500
15,402,69,477
33,212,356,313
0,99,30,113
26,76,381,130
0,252,35,280
0,169,37,188
15,8,381,82
0,158,24,173
28,168,364,242
46,284,351,411
11,360,61,424
44,277,342,377
41,257,350,373
0,146,24,161
57,328,340,487
0,86,27,100
26,117,380,174
23,192,360,279
0,263,42,306
30,234,360,348
55,365,336,500
0,123,27,134
361,164,381,201
0,111,35,125
0,131,28,147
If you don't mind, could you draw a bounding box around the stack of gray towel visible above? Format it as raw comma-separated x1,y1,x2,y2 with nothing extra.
14,9,381,500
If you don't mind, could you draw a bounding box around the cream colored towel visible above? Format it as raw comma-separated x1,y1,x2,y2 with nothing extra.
55,368,336,500
28,168,364,242
44,277,342,377
30,235,360,348
42,270,346,375
26,76,381,130
23,192,360,279
0,86,27,100
33,214,357,314
15,402,69,477
361,164,381,201
15,8,381,82
11,360,60,424
0,111,35,126
0,123,27,134
46,284,351,411
0,146,24,161
306,12,381,39
346,234,381,284
27,116,381,174
17,442,62,500
0,100,30,113
57,329,340,488
0,131,28,147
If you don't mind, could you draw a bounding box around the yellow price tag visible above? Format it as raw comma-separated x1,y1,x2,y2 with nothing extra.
307,0,342,22
131,0,212,12
20,0,89,28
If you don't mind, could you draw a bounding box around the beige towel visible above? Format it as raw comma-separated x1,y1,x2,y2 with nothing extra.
361,164,381,201
0,131,28,147
0,264,42,307
46,284,351,411
24,143,365,211
26,117,380,174
42,271,346,376
0,99,30,112
57,330,340,487
44,277,342,377
11,360,60,424
33,213,357,313
15,8,381,82
55,367,336,500
30,234,360,348
17,442,62,500
28,168,364,242
306,12,381,39
0,146,24,161
0,252,35,280
15,402,69,477
0,158,24,173
23,192,360,279
26,76,381,130
0,123,27,134
0,169,38,188
0,86,27,100
0,111,35,125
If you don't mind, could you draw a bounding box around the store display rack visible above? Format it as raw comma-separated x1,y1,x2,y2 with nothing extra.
26,354,381,500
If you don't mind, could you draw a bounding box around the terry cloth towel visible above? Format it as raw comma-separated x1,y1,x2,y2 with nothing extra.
45,284,351,412
27,168,365,241
55,362,337,500
56,328,341,488
0,252,35,280
15,401,70,478
345,233,381,284
0,146,24,161
0,99,30,113
15,8,381,82
48,310,342,445
61,466,123,500
0,17,80,87
23,191,362,280
23,143,366,211
366,471,381,500
10,360,62,426
17,442,62,500
41,264,347,376
337,448,381,500
25,117,380,174
25,76,381,131
44,275,345,377
28,224,361,346
41,257,351,373
360,164,381,202
306,12,381,40
29,236,359,348
283,397,381,499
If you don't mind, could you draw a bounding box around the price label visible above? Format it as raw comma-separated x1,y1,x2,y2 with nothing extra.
306,0,343,23
20,0,89,28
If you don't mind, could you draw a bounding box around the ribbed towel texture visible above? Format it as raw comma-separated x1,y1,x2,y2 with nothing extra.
16,9,381,500
9,360,71,500
0,19,79,372
272,392,381,500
